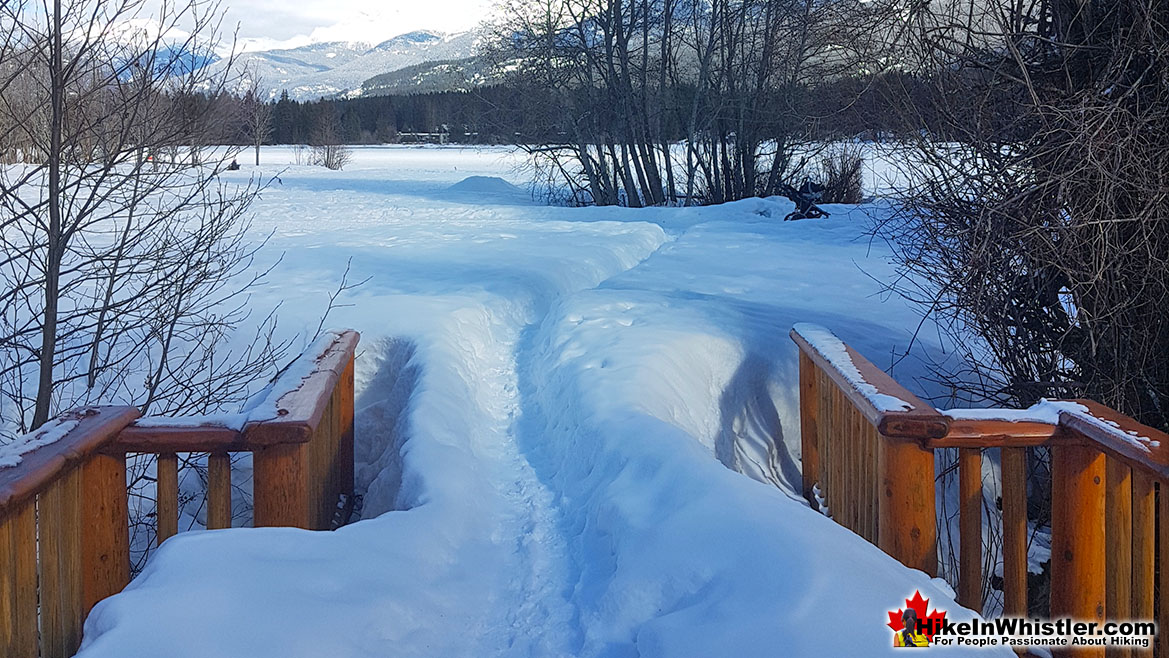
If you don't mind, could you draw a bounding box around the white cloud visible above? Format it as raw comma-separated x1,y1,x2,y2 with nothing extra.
219,0,496,50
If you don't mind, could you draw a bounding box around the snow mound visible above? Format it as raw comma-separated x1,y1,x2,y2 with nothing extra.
446,175,525,197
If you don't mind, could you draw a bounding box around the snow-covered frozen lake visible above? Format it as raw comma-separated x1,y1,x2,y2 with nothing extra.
77,145,1009,657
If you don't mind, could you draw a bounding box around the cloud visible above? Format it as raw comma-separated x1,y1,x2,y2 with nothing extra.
218,0,495,50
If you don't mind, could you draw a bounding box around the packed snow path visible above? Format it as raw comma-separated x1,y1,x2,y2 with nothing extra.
77,147,1011,657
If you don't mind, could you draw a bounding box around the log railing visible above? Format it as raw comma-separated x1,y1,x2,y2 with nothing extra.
794,323,1167,658
0,329,358,658
792,323,948,576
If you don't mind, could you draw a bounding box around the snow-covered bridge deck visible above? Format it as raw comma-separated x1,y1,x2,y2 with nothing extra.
4,147,1121,657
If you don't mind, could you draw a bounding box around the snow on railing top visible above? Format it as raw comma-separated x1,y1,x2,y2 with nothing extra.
0,417,80,469
942,399,1088,425
790,323,949,440
945,399,1162,453
131,329,359,433
1057,401,1163,455
791,323,912,412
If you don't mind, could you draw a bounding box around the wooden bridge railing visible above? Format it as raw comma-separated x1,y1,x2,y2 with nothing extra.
0,329,358,658
794,323,1167,658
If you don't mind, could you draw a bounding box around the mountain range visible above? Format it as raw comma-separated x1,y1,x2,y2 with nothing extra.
218,30,482,101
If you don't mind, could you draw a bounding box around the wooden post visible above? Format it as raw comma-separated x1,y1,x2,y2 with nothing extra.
80,453,130,614
1,502,37,658
207,452,232,530
253,442,310,528
877,435,937,576
1001,447,1028,616
1130,470,1153,658
156,452,178,544
958,447,982,610
1051,445,1105,658
1105,457,1132,658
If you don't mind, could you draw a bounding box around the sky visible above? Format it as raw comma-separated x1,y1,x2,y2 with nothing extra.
214,0,497,51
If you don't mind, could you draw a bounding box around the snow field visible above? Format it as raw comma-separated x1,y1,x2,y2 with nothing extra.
76,146,1011,657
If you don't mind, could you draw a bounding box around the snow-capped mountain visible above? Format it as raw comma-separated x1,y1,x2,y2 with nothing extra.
221,30,479,100
358,57,496,96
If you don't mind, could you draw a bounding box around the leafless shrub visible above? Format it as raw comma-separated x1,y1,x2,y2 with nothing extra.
483,0,899,207
310,107,352,170
818,143,864,203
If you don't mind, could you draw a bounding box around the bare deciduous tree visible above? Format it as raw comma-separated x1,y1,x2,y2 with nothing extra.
310,105,352,170
0,0,286,434
242,68,273,166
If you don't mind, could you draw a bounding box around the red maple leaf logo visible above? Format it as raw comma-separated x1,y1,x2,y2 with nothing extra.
887,590,948,641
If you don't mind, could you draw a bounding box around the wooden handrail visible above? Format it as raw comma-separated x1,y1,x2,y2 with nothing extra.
0,406,140,518
0,329,359,658
794,324,1168,658
245,329,360,444
1057,399,1169,480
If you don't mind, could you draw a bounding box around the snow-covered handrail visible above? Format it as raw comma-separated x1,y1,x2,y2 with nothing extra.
794,323,1169,643
0,330,359,657
939,398,1169,479
790,323,949,440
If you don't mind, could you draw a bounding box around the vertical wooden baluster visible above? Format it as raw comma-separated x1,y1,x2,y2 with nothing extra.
2,501,38,658
157,452,178,544
1159,481,1168,658
958,447,982,611
831,385,842,521
207,452,232,530
817,369,829,513
869,422,878,542
823,379,835,517
314,394,335,529
40,467,84,658
853,409,864,535
1130,470,1153,658
844,406,854,533
849,406,860,534
1051,445,1106,658
1001,447,1028,616
865,421,876,543
81,453,130,614
1105,457,1132,658
877,433,937,576
64,468,83,654
338,354,356,521
1,507,15,656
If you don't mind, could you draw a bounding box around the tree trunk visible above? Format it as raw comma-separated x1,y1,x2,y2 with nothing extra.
34,0,65,430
